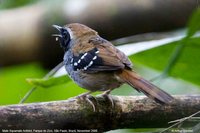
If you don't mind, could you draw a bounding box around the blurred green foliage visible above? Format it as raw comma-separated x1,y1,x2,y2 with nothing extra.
27,75,71,88
0,0,38,9
187,8,200,38
132,37,200,86
0,63,45,105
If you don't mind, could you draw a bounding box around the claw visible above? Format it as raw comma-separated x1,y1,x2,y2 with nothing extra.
75,92,98,112
85,95,97,112
100,90,115,108
102,94,114,108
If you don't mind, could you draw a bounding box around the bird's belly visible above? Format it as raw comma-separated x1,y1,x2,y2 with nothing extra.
65,65,123,91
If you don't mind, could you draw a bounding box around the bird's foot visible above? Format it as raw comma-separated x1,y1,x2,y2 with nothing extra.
75,92,98,112
99,90,114,108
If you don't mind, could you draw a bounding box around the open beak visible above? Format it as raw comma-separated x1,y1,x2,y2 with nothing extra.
52,34,62,37
52,24,62,32
52,25,63,41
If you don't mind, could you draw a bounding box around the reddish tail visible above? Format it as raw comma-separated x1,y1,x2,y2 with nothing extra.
118,69,173,104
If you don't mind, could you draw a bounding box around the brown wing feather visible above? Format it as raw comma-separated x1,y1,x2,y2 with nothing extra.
93,37,132,70
71,36,132,72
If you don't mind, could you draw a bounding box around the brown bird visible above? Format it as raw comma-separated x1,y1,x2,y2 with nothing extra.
53,23,173,109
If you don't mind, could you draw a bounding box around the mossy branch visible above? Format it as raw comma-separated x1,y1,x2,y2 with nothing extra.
0,95,200,132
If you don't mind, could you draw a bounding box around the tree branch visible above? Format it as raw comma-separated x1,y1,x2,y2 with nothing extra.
0,95,200,132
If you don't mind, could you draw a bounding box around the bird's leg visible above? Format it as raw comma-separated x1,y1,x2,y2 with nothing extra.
100,89,114,108
75,91,92,99
75,91,97,112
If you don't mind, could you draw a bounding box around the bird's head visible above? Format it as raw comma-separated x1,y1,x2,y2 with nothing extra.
53,23,97,51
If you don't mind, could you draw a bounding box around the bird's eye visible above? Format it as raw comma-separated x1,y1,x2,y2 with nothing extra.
60,28,71,50
62,30,70,39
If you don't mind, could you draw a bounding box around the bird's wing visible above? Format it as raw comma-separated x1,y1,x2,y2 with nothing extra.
71,37,132,72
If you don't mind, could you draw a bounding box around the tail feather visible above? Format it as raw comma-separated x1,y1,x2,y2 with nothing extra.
118,69,173,104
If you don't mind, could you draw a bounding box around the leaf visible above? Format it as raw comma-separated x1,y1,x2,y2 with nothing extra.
26,75,71,88
187,8,200,38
